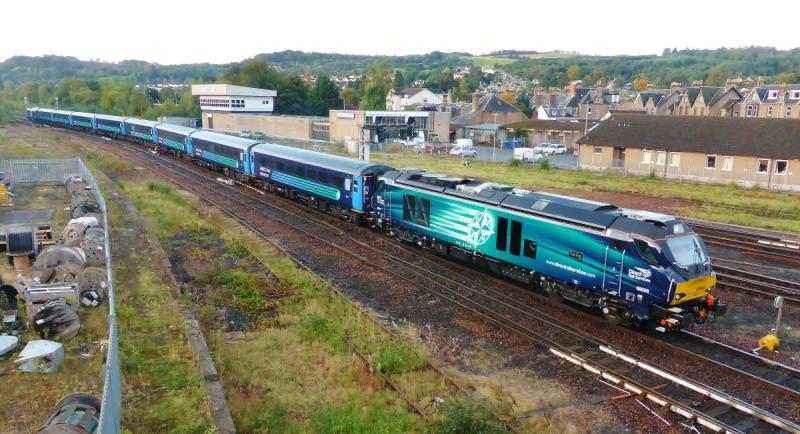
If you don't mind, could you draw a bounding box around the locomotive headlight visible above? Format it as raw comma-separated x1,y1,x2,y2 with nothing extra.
674,293,685,300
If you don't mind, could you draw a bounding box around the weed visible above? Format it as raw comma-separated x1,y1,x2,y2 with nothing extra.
508,158,523,168
647,169,657,180
431,398,506,434
537,159,551,170
374,344,427,375
309,401,413,434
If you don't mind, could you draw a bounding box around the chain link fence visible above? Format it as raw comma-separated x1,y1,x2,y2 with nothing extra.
0,158,120,434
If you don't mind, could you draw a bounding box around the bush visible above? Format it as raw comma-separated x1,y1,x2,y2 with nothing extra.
373,344,427,375
508,159,523,168
537,159,551,170
647,169,657,180
431,398,506,434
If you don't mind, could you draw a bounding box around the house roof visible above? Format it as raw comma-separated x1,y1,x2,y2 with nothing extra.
577,113,800,159
503,119,589,132
451,94,523,125
398,87,444,97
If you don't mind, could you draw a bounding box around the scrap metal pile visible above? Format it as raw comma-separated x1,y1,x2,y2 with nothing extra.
2,175,108,373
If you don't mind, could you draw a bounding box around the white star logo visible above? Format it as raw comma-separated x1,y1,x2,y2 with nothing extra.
466,210,495,246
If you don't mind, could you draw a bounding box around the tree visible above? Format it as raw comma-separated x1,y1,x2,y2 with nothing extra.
310,75,342,115
393,70,405,90
340,87,360,110
566,64,581,81
226,58,282,90
499,92,515,104
633,77,648,91
514,93,533,118
705,65,728,86
362,62,393,110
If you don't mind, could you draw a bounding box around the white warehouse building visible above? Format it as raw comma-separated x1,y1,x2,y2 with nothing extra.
191,84,277,129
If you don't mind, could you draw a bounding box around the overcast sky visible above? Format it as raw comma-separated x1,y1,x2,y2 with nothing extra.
3,0,799,65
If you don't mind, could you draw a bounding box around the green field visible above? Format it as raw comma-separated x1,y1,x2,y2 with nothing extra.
458,55,519,67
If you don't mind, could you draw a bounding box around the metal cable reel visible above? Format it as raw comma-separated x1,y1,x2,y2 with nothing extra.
76,267,107,308
33,299,80,341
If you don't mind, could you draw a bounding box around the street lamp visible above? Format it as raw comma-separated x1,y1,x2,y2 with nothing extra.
492,112,499,161
55,97,59,110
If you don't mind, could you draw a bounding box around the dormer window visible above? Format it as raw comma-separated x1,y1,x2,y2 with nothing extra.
768,90,779,99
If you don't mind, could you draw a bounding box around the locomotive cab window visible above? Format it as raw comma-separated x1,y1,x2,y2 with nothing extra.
402,195,430,227
376,180,385,192
634,239,659,264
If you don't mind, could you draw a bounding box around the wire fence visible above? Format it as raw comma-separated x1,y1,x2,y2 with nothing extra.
0,158,120,434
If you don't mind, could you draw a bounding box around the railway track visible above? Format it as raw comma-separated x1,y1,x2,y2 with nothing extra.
79,132,800,433
713,263,800,305
689,220,800,267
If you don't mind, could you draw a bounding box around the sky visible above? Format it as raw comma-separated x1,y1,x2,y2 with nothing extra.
3,0,799,65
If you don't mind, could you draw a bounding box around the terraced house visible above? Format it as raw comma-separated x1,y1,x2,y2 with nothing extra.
577,113,800,191
675,86,743,117
739,84,800,119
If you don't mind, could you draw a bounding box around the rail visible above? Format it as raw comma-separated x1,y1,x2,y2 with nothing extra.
0,158,120,434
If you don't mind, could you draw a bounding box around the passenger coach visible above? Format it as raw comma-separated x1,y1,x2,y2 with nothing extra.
250,144,391,221
124,118,160,144
94,114,128,136
190,131,259,174
155,123,195,153
70,112,96,130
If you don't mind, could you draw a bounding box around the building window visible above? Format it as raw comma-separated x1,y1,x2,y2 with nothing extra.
587,107,592,115
641,150,652,164
757,159,770,174
668,152,680,167
792,91,800,99
705,155,716,169
746,105,755,117
768,90,779,99
721,156,733,171
786,107,792,117
767,106,773,117
593,146,602,154
655,151,666,165
775,160,788,175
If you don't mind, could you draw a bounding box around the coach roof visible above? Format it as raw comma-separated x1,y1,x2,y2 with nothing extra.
124,118,159,128
191,130,260,150
252,143,392,176
577,113,800,160
94,114,128,122
155,123,197,136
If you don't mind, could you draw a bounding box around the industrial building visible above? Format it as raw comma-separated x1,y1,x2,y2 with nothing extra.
328,110,451,144
192,84,277,129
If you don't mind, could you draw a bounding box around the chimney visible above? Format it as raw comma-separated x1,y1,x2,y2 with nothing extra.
670,82,682,92
472,93,479,113
550,92,557,107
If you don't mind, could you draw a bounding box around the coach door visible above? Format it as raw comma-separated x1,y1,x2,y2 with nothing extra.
351,176,364,211
603,244,625,297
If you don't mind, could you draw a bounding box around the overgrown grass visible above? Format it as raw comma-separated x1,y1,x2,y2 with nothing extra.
123,179,462,432
373,152,800,232
431,398,507,434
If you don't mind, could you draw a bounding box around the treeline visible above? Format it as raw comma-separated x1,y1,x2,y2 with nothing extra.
506,47,800,88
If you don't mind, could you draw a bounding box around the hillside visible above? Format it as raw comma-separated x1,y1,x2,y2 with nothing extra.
1,47,799,88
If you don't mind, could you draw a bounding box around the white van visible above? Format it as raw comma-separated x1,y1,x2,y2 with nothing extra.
454,138,474,148
512,147,542,163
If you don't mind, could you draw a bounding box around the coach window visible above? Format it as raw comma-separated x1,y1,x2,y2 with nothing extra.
319,173,329,184
496,217,508,251
509,220,522,256
332,176,344,188
296,166,305,178
307,169,317,180
775,160,788,175
277,162,285,171
523,240,537,259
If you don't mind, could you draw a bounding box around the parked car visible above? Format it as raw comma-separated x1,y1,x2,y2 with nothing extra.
253,132,266,140
239,130,253,139
512,147,542,163
533,143,551,154
450,145,477,158
544,143,568,155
